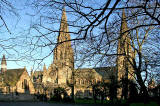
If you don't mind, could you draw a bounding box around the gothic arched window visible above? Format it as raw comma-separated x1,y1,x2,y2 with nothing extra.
60,51,63,59
24,79,28,89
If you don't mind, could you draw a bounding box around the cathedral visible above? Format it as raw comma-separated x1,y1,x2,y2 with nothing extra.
0,8,135,100
31,8,135,99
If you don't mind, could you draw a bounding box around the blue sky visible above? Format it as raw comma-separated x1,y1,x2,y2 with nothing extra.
0,0,120,74
0,0,54,73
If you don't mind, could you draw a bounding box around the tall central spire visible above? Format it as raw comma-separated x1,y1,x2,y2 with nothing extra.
53,7,74,70
58,7,70,43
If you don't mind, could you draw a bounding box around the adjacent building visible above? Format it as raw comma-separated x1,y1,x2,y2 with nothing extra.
0,65,35,101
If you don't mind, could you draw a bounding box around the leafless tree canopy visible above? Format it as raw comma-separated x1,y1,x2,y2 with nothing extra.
22,0,160,96
0,0,20,62
0,0,159,97
24,0,159,68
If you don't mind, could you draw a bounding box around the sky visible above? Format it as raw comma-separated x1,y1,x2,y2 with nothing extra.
0,0,54,73
0,0,119,74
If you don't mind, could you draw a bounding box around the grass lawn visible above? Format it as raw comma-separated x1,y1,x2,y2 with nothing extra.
75,99,123,104
75,99,159,106
130,102,159,106
49,98,159,106
75,99,98,104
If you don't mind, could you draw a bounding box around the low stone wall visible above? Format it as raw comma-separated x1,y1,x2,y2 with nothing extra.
0,93,35,101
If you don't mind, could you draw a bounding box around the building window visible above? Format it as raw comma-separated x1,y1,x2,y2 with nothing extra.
60,51,63,59
82,80,84,84
22,82,24,89
23,79,28,89
85,80,88,85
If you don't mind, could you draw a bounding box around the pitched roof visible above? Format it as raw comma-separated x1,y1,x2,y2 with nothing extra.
94,67,117,79
0,68,25,86
33,71,43,77
75,66,117,80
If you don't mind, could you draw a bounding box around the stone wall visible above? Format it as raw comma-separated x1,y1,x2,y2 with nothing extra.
0,93,35,101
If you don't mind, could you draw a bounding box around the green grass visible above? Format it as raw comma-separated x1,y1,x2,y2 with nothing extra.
75,99,95,104
75,99,108,104
75,99,159,106
49,98,159,106
75,99,121,104
130,102,159,106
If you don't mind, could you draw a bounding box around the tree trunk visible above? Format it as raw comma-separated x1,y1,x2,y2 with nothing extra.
136,70,149,98
71,85,75,103
93,86,97,103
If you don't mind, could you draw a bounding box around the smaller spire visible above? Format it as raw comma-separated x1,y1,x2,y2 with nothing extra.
2,55,7,65
31,67,33,75
24,66,27,71
1,54,7,73
43,63,47,72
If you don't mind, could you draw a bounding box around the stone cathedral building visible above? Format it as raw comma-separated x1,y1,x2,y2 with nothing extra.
31,8,135,99
0,8,135,100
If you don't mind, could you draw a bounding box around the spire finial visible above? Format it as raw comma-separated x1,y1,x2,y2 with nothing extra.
120,9,128,34
61,6,67,25
58,6,69,43
24,66,26,70
122,9,126,20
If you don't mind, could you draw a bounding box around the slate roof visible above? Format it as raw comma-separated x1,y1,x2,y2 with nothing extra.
33,71,43,77
33,83,43,90
94,67,117,79
75,66,117,80
0,68,25,86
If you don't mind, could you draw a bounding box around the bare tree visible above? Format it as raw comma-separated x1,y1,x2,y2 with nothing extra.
0,0,19,61
24,0,159,63
24,0,160,100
